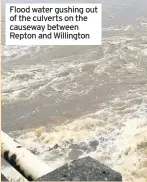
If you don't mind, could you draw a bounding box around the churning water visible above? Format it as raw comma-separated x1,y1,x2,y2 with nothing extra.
1,3,147,182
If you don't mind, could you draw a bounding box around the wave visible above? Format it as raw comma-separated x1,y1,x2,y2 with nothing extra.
2,32,147,105
4,82,146,181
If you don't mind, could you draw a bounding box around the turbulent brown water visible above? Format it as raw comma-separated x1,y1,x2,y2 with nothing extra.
2,2,147,181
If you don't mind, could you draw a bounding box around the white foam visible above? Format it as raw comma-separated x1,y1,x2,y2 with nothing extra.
2,45,54,63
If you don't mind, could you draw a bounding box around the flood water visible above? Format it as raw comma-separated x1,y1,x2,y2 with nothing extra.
1,0,147,181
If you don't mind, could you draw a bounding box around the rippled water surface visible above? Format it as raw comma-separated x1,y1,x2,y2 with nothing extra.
2,1,147,181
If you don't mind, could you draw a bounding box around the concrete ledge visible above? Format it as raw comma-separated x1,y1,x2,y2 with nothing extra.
36,157,122,181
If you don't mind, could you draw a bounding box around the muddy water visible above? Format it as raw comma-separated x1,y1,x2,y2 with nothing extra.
2,1,147,181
